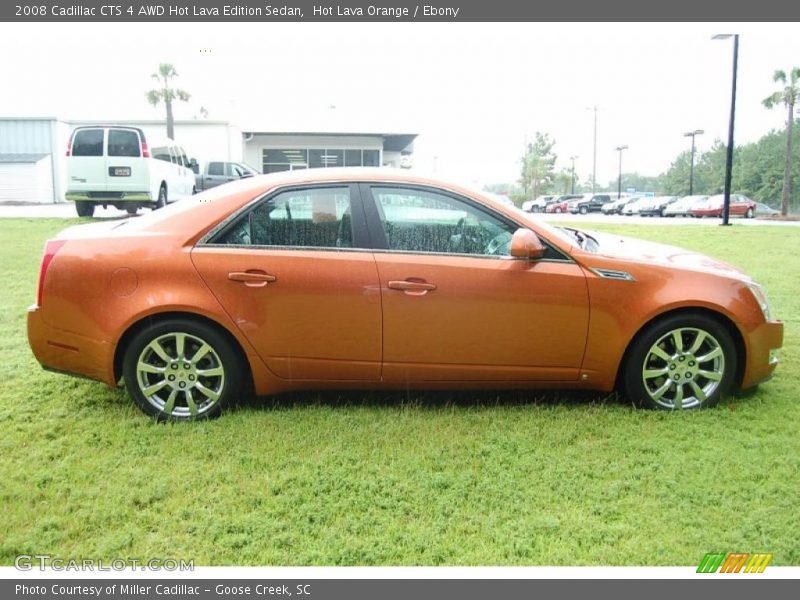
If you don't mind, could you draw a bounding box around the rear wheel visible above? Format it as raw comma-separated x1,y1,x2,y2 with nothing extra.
75,202,95,217
555,207,562,213
622,313,736,410
126,205,138,216
122,319,245,421
154,185,167,209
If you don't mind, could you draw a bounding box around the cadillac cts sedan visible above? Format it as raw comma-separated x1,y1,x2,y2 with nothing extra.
28,169,783,420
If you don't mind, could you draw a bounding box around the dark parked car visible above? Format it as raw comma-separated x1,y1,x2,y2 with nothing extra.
568,193,613,214
639,196,679,217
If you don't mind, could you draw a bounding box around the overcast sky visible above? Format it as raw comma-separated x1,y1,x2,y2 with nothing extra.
1,22,798,187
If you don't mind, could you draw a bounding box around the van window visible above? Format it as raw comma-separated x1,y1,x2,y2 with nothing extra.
208,162,224,176
179,147,189,167
108,129,140,157
72,129,104,157
152,147,171,162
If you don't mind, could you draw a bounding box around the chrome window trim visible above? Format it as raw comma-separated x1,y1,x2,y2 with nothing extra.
196,179,575,264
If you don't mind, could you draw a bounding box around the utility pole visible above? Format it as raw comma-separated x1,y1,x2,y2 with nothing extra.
712,34,739,226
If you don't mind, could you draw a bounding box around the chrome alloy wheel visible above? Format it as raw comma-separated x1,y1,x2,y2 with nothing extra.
135,332,225,418
641,327,725,409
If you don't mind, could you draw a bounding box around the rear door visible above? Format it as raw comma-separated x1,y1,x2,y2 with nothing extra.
106,128,146,194
204,162,228,189
67,127,106,193
191,184,383,381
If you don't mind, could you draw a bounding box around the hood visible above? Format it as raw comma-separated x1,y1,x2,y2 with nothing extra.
586,231,749,280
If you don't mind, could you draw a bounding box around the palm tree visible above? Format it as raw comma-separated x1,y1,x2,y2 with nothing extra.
763,68,800,216
146,63,191,140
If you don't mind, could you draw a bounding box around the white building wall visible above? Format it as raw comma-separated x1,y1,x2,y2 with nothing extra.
0,156,53,203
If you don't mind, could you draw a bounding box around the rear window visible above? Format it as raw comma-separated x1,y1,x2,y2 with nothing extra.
108,129,140,157
71,129,104,157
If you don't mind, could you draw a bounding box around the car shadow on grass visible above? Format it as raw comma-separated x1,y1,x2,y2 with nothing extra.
239,388,629,412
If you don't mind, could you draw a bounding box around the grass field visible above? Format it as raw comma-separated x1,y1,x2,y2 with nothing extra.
0,217,797,566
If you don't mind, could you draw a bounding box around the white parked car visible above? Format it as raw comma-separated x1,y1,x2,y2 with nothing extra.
662,195,709,217
65,125,196,217
621,196,655,215
522,195,554,212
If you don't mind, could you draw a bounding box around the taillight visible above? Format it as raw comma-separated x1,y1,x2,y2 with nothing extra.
141,142,150,158
37,239,67,307
65,140,72,156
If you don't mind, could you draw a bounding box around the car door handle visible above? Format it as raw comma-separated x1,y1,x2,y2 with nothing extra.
387,279,437,295
228,270,277,287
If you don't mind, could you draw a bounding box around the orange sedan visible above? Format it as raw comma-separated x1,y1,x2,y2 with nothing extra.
28,170,783,419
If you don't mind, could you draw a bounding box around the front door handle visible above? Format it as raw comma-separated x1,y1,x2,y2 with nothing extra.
387,279,437,296
228,270,276,287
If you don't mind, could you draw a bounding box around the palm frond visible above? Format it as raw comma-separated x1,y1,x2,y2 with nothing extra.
773,69,787,84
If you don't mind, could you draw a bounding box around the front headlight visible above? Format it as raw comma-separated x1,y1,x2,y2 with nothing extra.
747,283,772,321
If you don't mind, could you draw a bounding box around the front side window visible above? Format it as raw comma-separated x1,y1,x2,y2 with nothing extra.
215,187,353,249
107,129,140,157
71,129,104,157
370,187,515,257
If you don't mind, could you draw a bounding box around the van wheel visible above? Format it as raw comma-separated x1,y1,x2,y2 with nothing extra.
155,186,167,209
622,313,736,410
75,202,95,217
126,206,138,216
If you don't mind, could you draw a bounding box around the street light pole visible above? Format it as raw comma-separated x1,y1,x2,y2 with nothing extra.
614,146,628,199
570,155,578,194
587,106,599,193
683,129,704,195
713,34,739,226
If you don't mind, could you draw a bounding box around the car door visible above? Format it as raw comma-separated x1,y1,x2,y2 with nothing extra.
204,162,228,189
361,184,590,382
106,128,147,195
191,184,382,381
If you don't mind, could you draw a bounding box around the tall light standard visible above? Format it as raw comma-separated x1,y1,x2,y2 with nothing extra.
712,34,739,226
569,155,579,194
586,106,599,193
683,129,704,195
614,145,628,199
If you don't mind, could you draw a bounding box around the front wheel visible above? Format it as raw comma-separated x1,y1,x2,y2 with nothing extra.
579,205,588,215
745,207,754,219
622,313,736,410
75,202,95,217
555,207,562,213
122,319,245,421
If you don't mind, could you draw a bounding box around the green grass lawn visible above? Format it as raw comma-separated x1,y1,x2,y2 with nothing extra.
0,217,798,566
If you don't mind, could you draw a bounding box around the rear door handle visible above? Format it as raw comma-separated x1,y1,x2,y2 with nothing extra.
387,279,437,296
228,270,276,287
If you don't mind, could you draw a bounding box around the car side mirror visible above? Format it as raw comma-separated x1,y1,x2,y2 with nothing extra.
510,228,546,260
189,158,199,174
240,172,254,179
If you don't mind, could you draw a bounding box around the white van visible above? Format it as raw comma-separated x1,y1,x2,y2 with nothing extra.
65,125,196,217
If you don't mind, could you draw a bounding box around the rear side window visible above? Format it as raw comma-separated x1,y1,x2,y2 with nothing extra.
208,162,224,176
214,187,353,249
152,147,171,162
71,129,104,157
108,129,140,157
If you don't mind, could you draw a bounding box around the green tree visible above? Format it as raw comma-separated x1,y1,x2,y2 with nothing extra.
520,133,557,199
762,68,800,216
146,63,191,140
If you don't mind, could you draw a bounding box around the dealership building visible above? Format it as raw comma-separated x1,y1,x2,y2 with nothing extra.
0,117,417,203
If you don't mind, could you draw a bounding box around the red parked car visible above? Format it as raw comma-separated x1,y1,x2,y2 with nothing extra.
690,194,756,219
545,194,581,213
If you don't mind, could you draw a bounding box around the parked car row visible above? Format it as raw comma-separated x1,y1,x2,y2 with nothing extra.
523,191,763,219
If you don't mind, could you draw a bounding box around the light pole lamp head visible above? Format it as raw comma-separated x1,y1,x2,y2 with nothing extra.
684,129,705,137
615,145,628,152
712,34,734,40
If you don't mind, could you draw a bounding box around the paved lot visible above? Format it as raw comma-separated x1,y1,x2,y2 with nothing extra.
1,202,798,227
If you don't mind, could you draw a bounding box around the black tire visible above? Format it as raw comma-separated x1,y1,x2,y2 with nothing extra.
621,313,737,410
579,205,588,215
745,207,754,219
531,206,540,213
126,205,138,216
75,202,95,217
122,319,246,421
155,185,167,209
